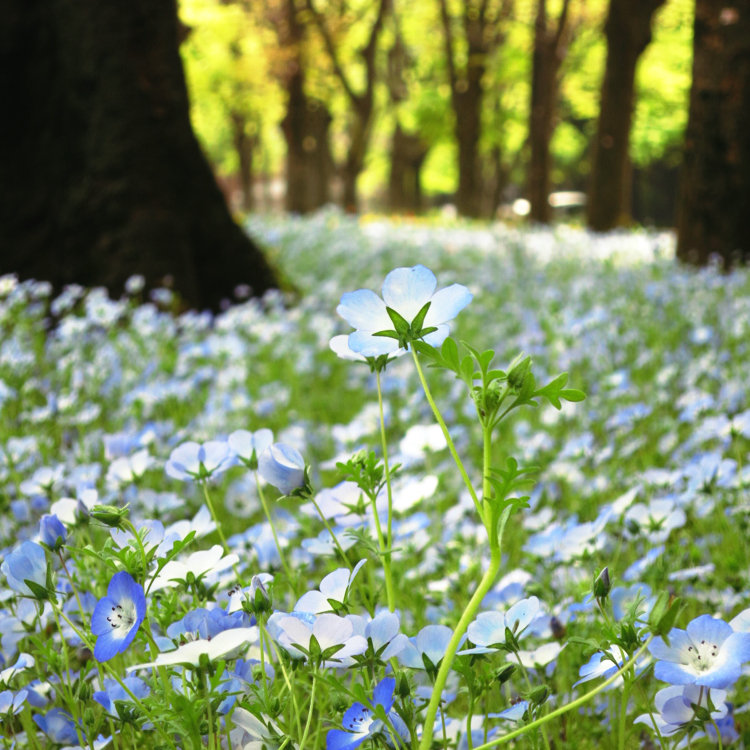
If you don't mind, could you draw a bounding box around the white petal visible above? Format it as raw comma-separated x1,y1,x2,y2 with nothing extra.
337,290,391,332
382,266,436,321
423,284,472,326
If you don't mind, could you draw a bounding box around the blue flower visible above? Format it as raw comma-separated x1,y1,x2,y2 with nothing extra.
327,677,409,750
91,572,146,662
396,624,459,670
93,676,150,715
39,513,67,550
165,440,231,482
0,688,27,716
648,614,750,689
33,707,80,744
258,443,306,494
1,540,48,597
228,428,274,468
337,265,472,357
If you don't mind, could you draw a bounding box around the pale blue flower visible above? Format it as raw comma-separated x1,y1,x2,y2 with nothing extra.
649,614,750,688
1,541,48,597
337,265,472,357
258,443,306,494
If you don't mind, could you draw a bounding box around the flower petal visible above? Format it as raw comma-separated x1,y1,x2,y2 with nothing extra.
337,290,391,332
423,283,472,326
382,265,436,321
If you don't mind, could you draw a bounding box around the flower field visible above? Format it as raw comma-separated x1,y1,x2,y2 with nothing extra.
1,210,750,749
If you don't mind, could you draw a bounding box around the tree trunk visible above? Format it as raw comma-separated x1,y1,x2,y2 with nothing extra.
281,74,333,213
340,100,373,213
454,80,485,218
388,124,430,213
230,111,256,213
677,0,750,267
275,0,333,214
0,0,278,311
586,0,666,231
528,0,570,223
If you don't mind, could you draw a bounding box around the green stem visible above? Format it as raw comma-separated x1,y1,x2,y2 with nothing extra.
617,669,632,750
255,471,294,584
472,636,655,749
204,669,216,750
298,669,318,748
308,494,352,569
411,348,482,517
375,370,396,611
418,543,505,750
200,481,230,555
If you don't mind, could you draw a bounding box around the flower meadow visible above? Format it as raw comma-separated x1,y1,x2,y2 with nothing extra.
2,209,750,749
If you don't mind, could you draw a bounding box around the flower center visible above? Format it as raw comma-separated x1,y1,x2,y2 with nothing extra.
106,600,136,636
686,639,719,672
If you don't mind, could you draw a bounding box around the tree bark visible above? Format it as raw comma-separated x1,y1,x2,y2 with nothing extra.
0,0,278,311
438,0,513,218
274,0,333,213
586,0,666,231
388,124,430,213
528,0,571,223
677,0,750,266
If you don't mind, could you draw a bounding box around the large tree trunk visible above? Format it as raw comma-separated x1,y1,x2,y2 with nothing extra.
388,124,429,213
586,0,666,231
454,81,485,219
340,100,374,213
528,0,571,223
677,0,750,267
0,0,278,311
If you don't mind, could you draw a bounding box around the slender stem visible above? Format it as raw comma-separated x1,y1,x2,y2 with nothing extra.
200,481,230,555
472,636,655,749
308,494,352,569
298,669,318,748
418,544,504,750
255,471,294,583
205,669,216,750
375,370,396,611
411,348,482,516
617,669,632,750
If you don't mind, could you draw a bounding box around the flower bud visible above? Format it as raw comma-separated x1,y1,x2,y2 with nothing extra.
90,504,128,528
258,443,306,495
39,514,67,551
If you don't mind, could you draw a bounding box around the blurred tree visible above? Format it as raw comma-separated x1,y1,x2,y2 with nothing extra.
586,0,666,230
269,0,334,213
438,0,514,217
528,0,573,222
0,0,277,310
677,0,750,265
305,0,390,212
386,19,430,212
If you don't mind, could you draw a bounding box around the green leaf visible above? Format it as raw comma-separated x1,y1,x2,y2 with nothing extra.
459,355,475,383
385,307,410,335
561,388,586,402
372,330,401,340
441,337,459,371
410,301,431,332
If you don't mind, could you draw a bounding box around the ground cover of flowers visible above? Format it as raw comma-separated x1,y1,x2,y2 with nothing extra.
2,209,750,749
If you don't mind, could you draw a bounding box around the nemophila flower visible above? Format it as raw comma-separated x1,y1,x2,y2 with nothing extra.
274,613,367,664
166,606,247,641
1,540,48,597
337,264,472,357
634,684,730,739
624,499,685,543
0,688,27,715
91,571,146,662
459,597,540,655
106,449,154,488
34,707,80,744
258,442,306,494
93,676,150,715
165,440,231,481
0,653,35,683
39,513,67,550
149,544,239,593
574,645,629,687
397,624,458,670
294,560,367,613
327,677,409,750
649,614,750,688
227,572,274,613
127,626,258,670
228,428,274,467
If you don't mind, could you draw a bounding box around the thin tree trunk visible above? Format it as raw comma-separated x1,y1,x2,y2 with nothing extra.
586,0,666,231
528,0,571,223
388,124,429,213
0,0,277,310
677,0,750,266
230,111,256,213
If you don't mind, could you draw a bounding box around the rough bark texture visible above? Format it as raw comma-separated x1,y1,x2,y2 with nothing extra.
528,0,571,223
586,0,666,231
677,0,750,266
439,0,513,218
0,0,278,311
274,0,333,213
388,124,429,213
